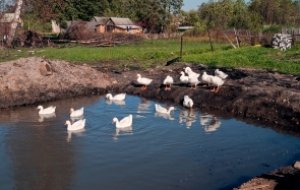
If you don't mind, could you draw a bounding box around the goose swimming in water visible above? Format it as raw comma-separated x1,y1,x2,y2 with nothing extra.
37,105,56,115
112,114,133,129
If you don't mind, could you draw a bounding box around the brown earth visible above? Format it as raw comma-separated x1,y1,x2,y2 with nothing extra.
0,57,111,108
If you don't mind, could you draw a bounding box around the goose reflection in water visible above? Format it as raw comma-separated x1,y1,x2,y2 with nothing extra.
113,126,133,141
67,129,86,143
137,98,151,114
155,112,175,120
38,113,56,122
105,99,126,106
200,114,221,133
179,110,197,128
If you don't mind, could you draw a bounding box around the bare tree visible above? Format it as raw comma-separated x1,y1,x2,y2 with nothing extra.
6,0,23,47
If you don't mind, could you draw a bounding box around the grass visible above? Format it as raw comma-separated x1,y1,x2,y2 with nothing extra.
0,39,299,75
184,44,300,75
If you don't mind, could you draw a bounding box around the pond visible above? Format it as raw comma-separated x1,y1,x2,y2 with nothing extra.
0,95,300,190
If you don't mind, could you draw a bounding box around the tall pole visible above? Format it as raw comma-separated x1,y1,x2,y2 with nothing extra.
180,35,183,58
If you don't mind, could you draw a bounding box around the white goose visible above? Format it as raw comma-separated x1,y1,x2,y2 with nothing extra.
163,75,174,91
65,119,86,131
188,74,200,88
37,105,56,115
112,114,133,129
183,95,194,109
201,71,213,84
106,93,126,101
70,107,84,118
137,74,152,90
202,71,224,93
180,71,189,84
155,104,175,114
185,67,200,78
215,69,228,79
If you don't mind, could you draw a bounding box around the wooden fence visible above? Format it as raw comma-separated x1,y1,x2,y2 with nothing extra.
282,28,300,42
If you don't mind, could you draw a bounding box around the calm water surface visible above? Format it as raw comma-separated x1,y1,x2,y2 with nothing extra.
0,95,299,190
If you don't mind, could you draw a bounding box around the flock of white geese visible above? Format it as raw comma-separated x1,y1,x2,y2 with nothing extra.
37,66,228,132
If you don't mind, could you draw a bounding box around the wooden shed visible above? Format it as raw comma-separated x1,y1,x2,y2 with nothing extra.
96,17,142,34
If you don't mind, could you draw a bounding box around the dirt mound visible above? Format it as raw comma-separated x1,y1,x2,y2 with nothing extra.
0,57,111,108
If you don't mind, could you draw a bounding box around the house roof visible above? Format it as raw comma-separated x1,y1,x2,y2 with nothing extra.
93,16,108,24
110,17,134,25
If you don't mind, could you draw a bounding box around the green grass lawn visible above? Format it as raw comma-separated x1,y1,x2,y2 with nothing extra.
0,39,299,75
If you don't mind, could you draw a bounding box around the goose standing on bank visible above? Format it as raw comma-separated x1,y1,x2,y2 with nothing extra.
112,114,133,129
137,74,153,90
185,67,200,78
180,71,189,84
163,75,174,91
215,69,228,79
65,119,86,131
185,67,200,88
70,107,84,118
183,95,194,109
106,93,126,101
155,104,175,114
202,71,224,93
37,105,56,115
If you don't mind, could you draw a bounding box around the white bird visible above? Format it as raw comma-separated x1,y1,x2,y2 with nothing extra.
201,71,213,84
183,95,194,109
65,119,86,131
137,74,152,90
163,75,174,91
155,104,175,114
180,71,189,84
188,74,200,88
185,67,200,78
202,71,224,93
70,107,84,118
112,114,133,129
215,69,228,79
106,93,126,101
37,105,56,115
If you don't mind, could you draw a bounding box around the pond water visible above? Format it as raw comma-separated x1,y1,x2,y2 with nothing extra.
0,95,300,190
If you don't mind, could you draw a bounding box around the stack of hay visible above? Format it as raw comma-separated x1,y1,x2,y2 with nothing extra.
272,33,292,51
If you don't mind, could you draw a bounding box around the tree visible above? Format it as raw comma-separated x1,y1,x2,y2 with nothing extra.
6,0,23,47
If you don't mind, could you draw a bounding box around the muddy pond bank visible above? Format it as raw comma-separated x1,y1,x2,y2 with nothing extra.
105,64,300,135
0,57,299,134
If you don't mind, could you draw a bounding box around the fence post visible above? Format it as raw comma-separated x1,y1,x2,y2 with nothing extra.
180,35,183,58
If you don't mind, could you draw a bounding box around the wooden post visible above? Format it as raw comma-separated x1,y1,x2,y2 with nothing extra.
207,29,214,52
180,35,183,58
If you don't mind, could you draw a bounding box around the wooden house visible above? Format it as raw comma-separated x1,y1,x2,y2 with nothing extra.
96,17,142,34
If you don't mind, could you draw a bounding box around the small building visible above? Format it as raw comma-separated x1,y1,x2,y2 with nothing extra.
93,16,109,33
96,17,142,34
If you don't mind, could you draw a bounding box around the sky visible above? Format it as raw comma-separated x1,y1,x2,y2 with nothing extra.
183,0,206,11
